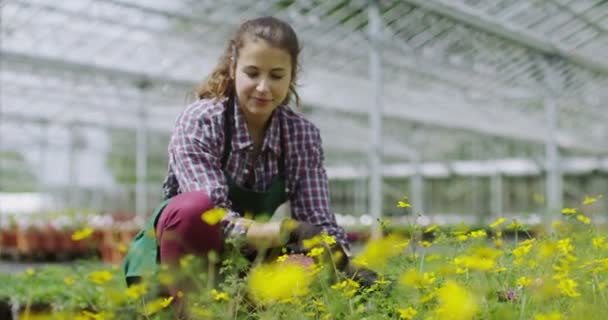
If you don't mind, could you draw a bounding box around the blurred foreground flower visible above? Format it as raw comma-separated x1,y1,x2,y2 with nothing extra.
248,261,313,304
434,281,479,320
400,268,436,289
201,208,227,225
352,234,408,270
534,312,563,320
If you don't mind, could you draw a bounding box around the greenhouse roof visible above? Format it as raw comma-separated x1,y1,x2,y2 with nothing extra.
2,0,607,164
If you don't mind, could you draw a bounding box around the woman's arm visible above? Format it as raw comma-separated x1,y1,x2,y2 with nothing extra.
289,127,350,252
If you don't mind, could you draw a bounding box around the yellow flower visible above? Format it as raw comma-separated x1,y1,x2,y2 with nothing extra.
457,234,469,242
492,267,507,273
513,239,535,264
453,247,501,272
582,195,598,205
593,237,607,250
557,278,580,297
420,292,435,304
89,270,113,285
143,296,174,316
539,241,558,259
125,283,148,300
400,268,436,289
248,262,313,304
374,277,392,286
469,230,487,239
489,217,505,228
494,238,504,248
453,256,496,272
561,208,577,215
158,269,175,286
397,197,411,208
76,310,107,320
331,278,360,297
434,281,479,320
180,255,195,268
302,233,336,249
307,247,325,258
557,238,574,255
517,276,532,287
507,220,523,229
117,243,128,253
396,307,417,320
24,268,35,276
201,208,227,225
211,289,229,302
534,312,563,320
576,215,590,224
312,298,327,312
424,225,438,233
71,227,94,241
64,276,75,286
418,240,432,248
352,234,407,270
393,240,410,250
425,254,442,262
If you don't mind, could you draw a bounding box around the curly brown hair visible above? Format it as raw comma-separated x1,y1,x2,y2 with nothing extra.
196,16,301,107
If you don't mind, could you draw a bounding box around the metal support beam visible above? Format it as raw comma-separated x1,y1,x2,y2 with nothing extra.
401,0,608,75
368,0,383,239
541,57,563,230
135,81,151,219
67,123,78,207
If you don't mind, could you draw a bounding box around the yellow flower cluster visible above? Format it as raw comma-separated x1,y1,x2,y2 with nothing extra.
400,268,436,289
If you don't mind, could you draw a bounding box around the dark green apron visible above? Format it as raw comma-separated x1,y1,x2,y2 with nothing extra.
123,97,287,283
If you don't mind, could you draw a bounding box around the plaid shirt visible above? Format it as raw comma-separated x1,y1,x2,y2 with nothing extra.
162,98,349,250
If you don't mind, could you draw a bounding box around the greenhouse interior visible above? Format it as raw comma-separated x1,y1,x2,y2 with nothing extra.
0,0,607,318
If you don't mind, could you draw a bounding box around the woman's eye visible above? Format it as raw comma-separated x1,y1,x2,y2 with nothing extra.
246,72,259,78
271,74,283,80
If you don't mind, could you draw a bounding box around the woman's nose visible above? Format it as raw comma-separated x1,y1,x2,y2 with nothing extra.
256,78,269,92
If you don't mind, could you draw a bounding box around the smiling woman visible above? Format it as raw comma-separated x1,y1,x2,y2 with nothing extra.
122,15,378,317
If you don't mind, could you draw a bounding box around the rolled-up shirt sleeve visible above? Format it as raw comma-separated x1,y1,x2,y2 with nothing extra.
290,128,350,252
168,106,251,244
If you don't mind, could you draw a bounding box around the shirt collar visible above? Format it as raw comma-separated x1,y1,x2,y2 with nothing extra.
232,100,282,156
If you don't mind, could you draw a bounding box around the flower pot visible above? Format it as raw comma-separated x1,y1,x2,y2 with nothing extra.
16,228,42,256
0,229,17,250
39,228,59,254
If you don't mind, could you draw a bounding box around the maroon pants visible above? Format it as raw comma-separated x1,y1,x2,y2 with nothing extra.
155,191,223,266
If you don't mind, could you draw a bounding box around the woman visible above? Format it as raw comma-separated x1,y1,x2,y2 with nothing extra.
123,16,377,304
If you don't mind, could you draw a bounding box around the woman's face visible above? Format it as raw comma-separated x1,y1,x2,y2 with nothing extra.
233,37,292,127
